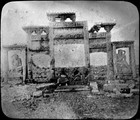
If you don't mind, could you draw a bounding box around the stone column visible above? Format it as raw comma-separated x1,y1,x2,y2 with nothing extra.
102,23,116,81
106,33,114,81
4,49,9,83
22,27,32,81
49,26,55,76
129,44,136,78
83,21,90,84
113,45,117,79
22,48,26,84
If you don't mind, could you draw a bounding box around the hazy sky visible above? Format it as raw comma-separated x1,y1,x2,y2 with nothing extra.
1,1,139,68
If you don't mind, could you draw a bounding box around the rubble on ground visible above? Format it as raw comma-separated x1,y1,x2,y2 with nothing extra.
89,82,99,94
103,79,138,98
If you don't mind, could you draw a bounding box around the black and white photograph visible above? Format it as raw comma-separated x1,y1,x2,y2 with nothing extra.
1,1,139,119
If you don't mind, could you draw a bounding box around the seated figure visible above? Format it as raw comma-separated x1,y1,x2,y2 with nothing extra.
116,49,131,74
10,54,23,76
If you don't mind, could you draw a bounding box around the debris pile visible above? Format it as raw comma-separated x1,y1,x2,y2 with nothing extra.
103,80,138,98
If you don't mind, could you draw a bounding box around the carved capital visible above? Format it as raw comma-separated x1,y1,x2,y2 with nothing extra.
101,23,116,32
22,27,32,34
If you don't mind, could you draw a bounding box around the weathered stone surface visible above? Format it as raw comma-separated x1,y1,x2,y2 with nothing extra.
105,91,133,98
131,89,139,94
36,83,55,90
103,80,129,92
2,85,31,102
33,91,42,97
126,80,135,89
90,82,99,93
103,83,115,92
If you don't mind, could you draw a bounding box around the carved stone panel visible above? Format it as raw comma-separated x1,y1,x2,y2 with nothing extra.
28,53,53,82
54,39,84,45
29,40,50,52
116,49,131,75
8,49,25,78
53,28,84,39
31,53,51,68
50,21,84,28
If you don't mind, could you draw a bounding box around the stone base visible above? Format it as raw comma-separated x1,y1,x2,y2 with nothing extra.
103,82,129,92
33,90,42,97
90,82,99,93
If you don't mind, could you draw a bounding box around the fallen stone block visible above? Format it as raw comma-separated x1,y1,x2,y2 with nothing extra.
103,83,115,92
103,82,129,92
33,91,42,97
106,92,133,98
126,80,135,89
90,82,99,93
36,83,55,90
115,83,129,91
131,89,139,94
121,93,133,98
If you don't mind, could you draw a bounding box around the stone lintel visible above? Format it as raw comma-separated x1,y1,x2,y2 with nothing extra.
47,12,76,22
2,44,27,50
22,26,49,34
89,22,116,33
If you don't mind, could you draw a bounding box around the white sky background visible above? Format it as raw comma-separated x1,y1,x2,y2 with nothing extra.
1,1,139,69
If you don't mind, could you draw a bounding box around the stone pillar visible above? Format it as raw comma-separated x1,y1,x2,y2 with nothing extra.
113,45,117,79
22,27,32,81
83,21,90,84
4,49,9,83
129,44,136,78
106,33,114,81
102,23,116,81
49,27,55,76
22,48,26,84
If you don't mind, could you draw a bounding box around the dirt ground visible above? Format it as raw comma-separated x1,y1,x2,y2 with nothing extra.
1,86,139,119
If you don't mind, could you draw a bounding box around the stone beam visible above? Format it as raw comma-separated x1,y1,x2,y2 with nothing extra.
89,22,116,33
22,26,49,35
47,12,76,22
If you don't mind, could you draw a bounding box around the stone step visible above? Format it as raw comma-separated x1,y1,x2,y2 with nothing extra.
55,85,90,92
131,89,139,94
57,85,89,89
33,90,42,97
36,83,55,90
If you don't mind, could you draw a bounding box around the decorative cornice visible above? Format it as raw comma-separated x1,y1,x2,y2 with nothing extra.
22,26,49,35
46,12,76,22
89,22,116,33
